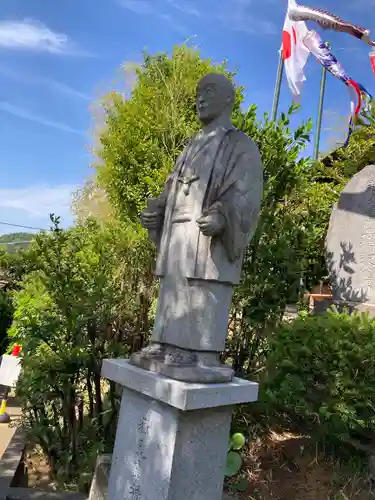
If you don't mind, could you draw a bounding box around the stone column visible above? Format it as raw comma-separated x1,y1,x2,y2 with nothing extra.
101,359,258,500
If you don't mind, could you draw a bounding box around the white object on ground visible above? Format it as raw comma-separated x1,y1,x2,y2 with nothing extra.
0,355,21,388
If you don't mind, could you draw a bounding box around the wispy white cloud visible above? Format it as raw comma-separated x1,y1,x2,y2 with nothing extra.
166,0,200,17
0,184,76,219
0,19,82,55
118,0,189,34
42,79,91,101
0,65,91,101
0,101,85,135
158,13,188,36
216,1,277,36
118,0,276,37
118,0,152,15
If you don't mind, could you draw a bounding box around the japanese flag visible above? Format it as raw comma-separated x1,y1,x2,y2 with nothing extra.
281,0,310,98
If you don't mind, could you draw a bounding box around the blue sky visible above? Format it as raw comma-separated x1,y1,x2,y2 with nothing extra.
0,0,373,234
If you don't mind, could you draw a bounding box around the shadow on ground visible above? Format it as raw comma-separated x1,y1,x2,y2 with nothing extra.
233,432,373,500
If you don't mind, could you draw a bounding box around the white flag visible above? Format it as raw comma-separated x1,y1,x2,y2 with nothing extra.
281,0,310,98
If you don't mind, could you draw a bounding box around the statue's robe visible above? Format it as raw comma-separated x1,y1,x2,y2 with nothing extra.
150,125,263,353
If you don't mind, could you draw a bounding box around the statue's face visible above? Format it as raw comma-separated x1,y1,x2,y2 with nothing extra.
196,81,225,124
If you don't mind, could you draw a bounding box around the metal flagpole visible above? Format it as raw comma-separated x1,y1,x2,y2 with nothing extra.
271,51,284,122
313,44,329,161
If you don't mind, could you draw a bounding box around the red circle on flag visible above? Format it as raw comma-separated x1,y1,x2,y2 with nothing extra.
370,52,375,76
282,30,292,60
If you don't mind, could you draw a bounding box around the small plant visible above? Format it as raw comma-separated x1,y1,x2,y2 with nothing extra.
225,432,249,492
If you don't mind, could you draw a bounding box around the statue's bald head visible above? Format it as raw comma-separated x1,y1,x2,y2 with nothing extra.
196,73,235,125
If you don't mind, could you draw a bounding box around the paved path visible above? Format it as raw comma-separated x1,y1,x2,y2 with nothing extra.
0,394,21,459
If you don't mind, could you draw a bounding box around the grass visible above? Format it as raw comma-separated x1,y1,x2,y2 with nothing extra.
25,417,375,499
227,430,375,500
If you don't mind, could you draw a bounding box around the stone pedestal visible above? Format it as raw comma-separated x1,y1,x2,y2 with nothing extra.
101,359,258,500
310,296,375,317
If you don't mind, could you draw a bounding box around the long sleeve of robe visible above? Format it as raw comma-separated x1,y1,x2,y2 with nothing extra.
204,131,263,263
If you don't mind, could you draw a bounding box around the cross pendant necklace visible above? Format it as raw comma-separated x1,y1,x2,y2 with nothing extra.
178,175,199,195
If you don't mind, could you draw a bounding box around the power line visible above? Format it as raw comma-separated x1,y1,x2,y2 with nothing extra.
0,221,49,232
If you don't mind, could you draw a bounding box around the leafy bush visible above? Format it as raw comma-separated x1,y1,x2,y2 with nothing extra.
323,99,375,180
0,247,34,355
263,310,375,445
0,289,12,355
227,106,341,374
8,217,151,487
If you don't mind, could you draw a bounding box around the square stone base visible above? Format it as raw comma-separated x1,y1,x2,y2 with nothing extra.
89,455,236,500
88,455,111,500
101,360,258,500
101,359,258,411
312,297,375,317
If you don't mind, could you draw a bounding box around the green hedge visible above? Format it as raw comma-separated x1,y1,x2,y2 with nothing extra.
263,311,375,444
0,290,12,355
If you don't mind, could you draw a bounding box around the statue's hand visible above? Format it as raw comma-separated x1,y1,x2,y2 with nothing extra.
140,211,160,230
141,197,164,230
197,212,225,237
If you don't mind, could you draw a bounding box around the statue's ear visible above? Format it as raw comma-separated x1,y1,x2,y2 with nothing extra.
226,94,234,106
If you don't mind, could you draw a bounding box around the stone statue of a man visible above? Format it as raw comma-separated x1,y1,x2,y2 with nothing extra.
130,73,263,383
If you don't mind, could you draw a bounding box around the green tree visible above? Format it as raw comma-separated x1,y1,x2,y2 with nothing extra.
0,245,36,354
72,178,114,225
90,44,340,375
94,45,242,221
321,99,375,180
226,106,342,374
0,232,35,254
9,216,153,486
77,44,246,356
0,287,12,355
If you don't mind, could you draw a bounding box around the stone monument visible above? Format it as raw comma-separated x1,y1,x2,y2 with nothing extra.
99,73,263,500
130,72,263,383
326,164,375,314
